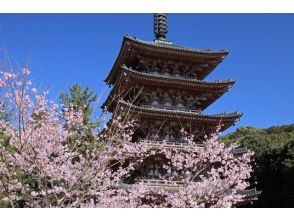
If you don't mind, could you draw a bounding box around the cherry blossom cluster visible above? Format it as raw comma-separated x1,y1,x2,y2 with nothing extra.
0,65,255,208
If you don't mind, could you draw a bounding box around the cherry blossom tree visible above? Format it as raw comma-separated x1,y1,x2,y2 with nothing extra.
0,62,255,208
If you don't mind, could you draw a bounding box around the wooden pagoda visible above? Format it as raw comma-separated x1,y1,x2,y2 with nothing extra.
103,14,240,143
103,14,260,205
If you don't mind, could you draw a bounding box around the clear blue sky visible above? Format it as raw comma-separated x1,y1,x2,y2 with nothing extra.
0,14,293,134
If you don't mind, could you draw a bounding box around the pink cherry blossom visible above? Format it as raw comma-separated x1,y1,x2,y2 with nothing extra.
0,63,256,208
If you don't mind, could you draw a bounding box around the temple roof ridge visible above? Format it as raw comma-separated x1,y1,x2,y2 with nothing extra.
125,35,229,55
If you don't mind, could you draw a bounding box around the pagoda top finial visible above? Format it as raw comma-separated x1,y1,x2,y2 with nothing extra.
154,13,168,41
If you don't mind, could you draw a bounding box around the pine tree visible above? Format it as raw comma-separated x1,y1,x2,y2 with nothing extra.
59,84,100,152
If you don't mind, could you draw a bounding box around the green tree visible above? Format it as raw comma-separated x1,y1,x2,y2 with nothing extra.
59,84,100,152
60,84,98,127
223,124,294,207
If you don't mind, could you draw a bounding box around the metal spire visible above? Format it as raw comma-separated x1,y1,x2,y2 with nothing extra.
154,13,168,41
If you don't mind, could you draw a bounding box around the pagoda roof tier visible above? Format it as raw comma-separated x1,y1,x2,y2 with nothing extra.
118,100,242,131
102,65,234,112
237,188,261,198
121,65,234,90
234,188,262,206
105,35,229,85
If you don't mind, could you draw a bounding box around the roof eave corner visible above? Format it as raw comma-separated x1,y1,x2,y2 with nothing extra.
103,35,129,86
220,50,230,60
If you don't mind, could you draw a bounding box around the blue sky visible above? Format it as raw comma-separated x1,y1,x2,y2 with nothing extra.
0,14,293,134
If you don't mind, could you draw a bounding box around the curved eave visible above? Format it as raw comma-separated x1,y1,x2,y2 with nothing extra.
124,35,229,56
237,189,261,197
118,100,242,127
235,189,262,206
102,65,235,112
122,65,235,90
105,35,229,85
231,147,248,155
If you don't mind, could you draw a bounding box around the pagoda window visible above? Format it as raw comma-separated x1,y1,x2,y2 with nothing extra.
160,62,168,75
164,169,173,179
165,65,173,76
150,61,160,74
163,93,173,107
153,164,160,179
137,58,151,72
149,132,157,140
151,96,161,107
149,125,158,140
187,94,202,108
179,66,187,78
173,63,181,77
162,127,179,142
162,126,169,141
169,129,176,141
145,161,162,179
135,60,143,71
175,93,186,109
163,133,170,141
190,65,202,79
147,91,159,106
171,171,179,181
146,167,154,178
179,134,186,143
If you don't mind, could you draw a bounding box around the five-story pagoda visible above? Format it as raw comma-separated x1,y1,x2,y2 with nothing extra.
103,14,241,144
102,14,260,205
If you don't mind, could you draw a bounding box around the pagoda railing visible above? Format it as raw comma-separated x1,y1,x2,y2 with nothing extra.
137,139,248,155
120,179,261,198
139,139,204,149
136,178,184,186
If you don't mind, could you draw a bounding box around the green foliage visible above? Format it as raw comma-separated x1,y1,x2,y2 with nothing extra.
223,125,294,156
0,101,14,123
59,84,98,127
59,84,100,153
223,124,294,207
0,192,10,208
